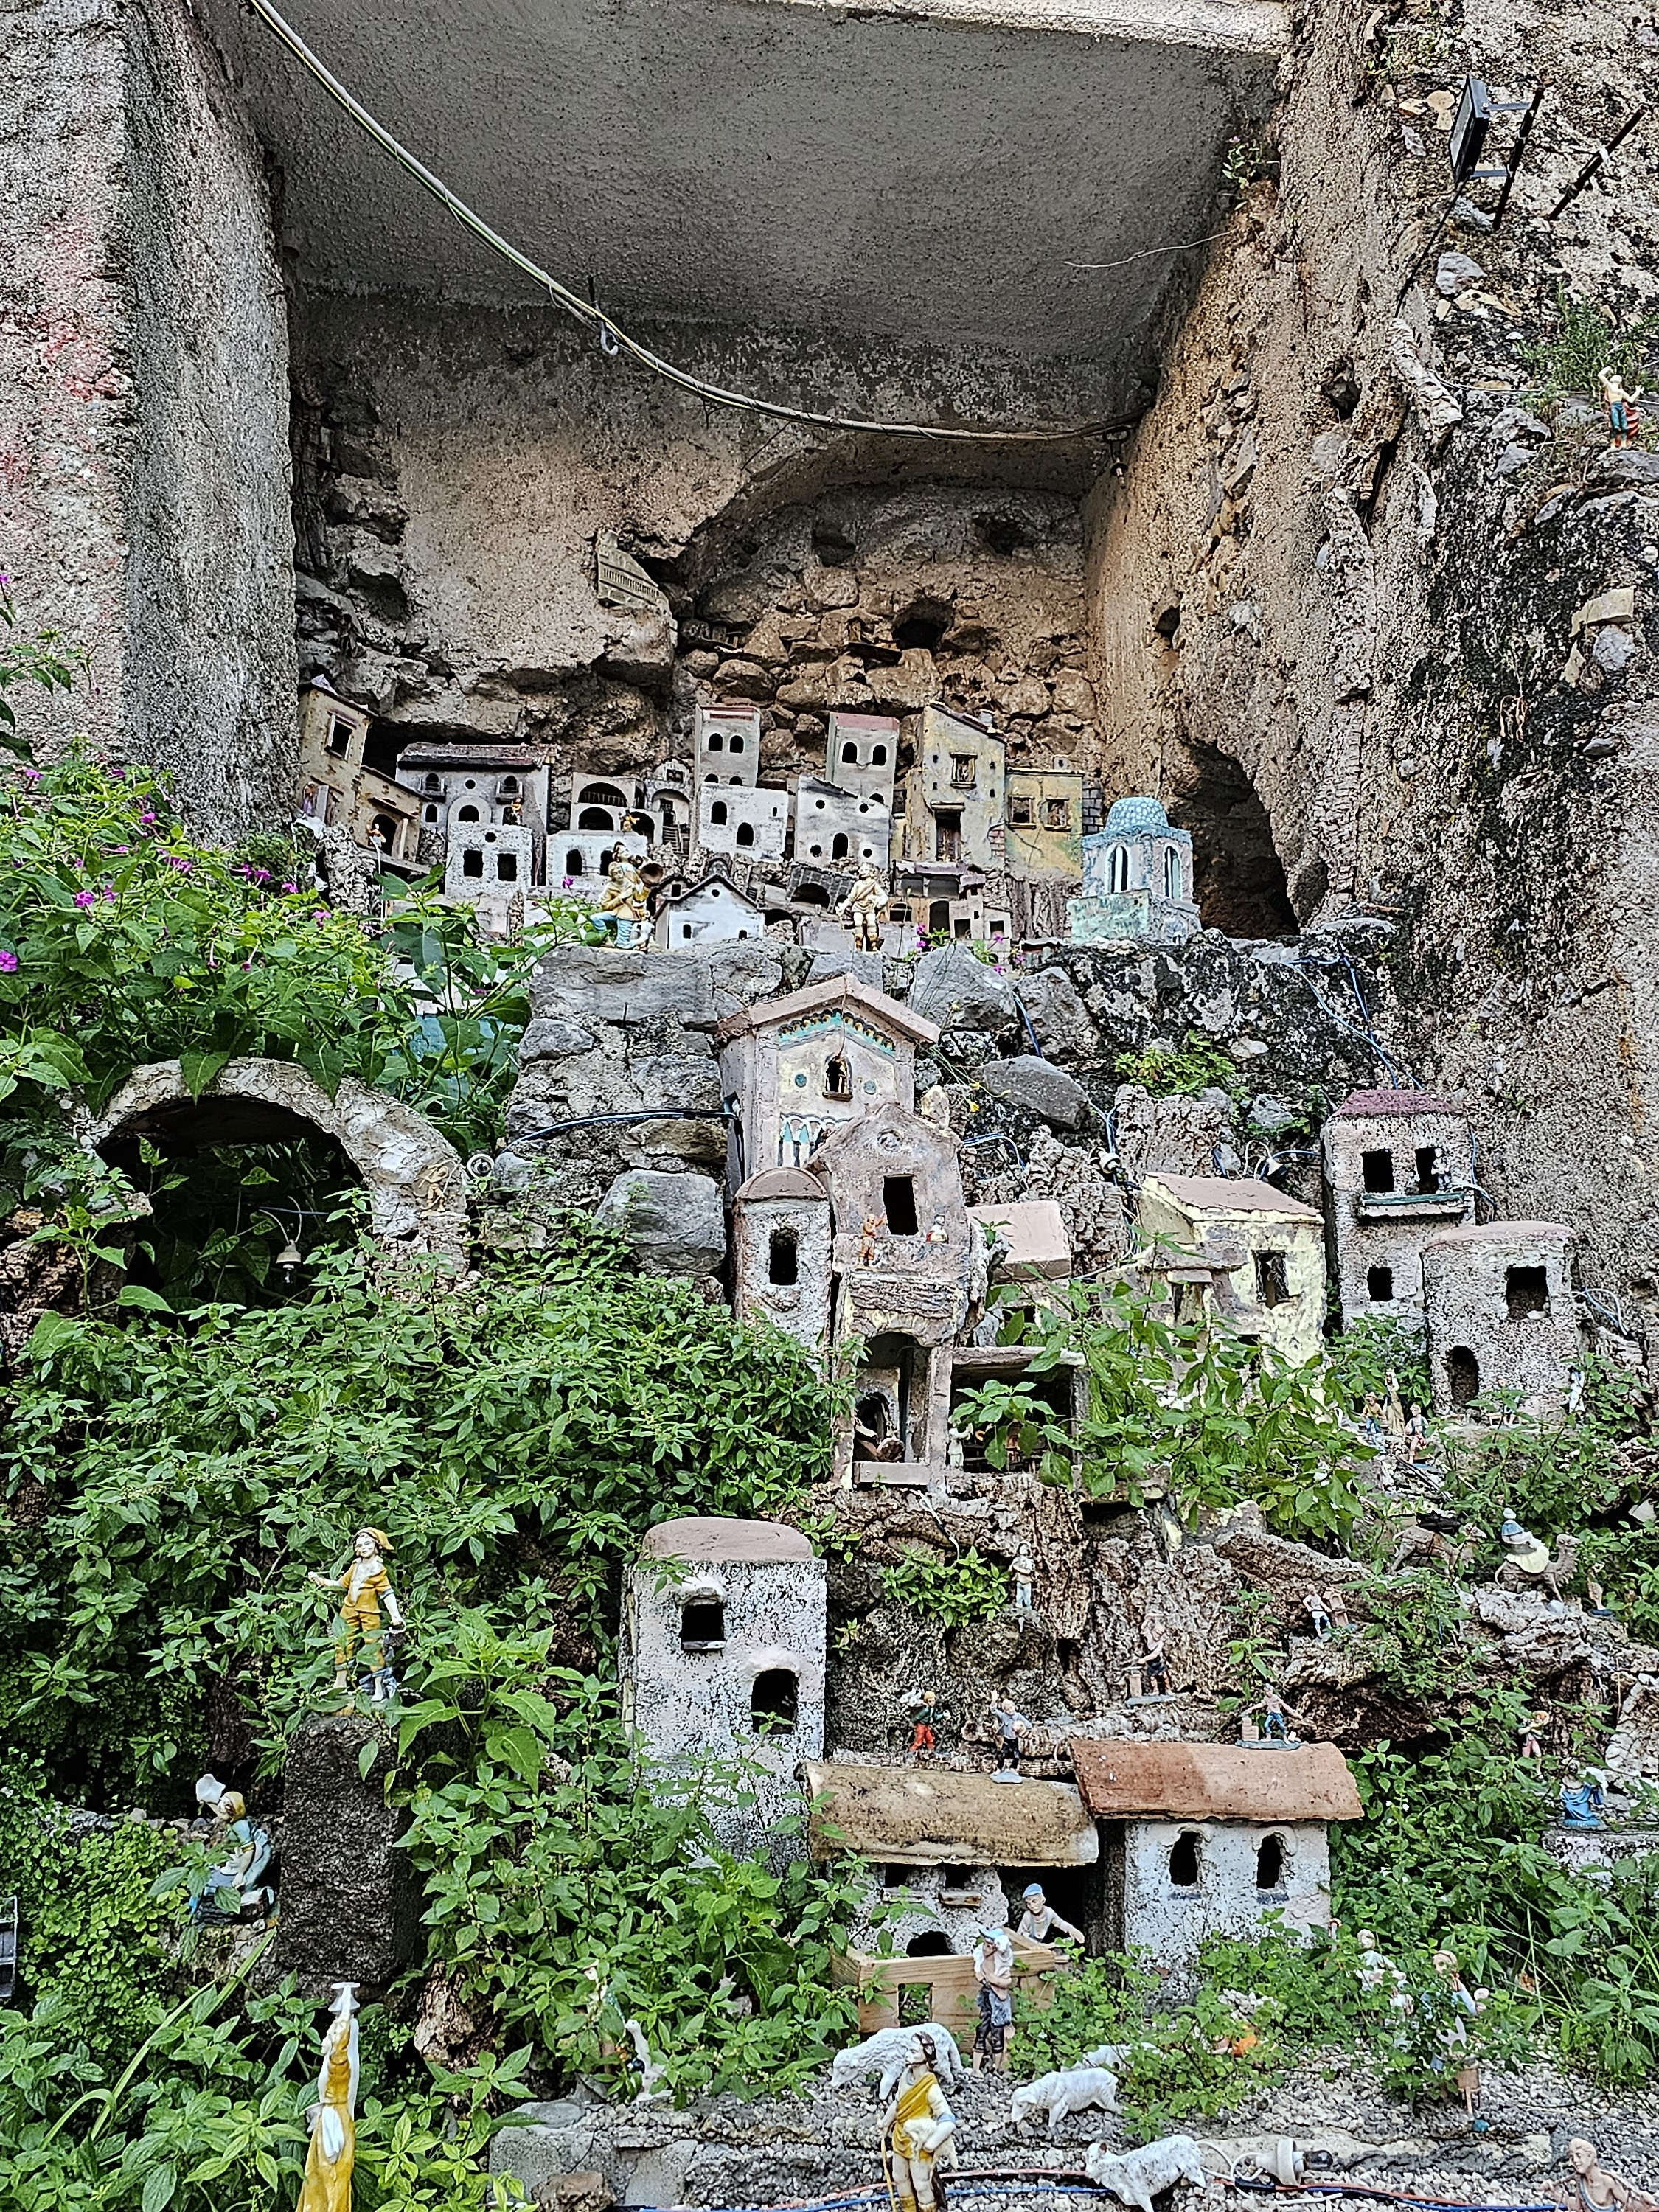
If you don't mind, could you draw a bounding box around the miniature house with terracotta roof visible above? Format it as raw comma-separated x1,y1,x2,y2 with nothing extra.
1322,1089,1474,1326
1070,1739,1362,1969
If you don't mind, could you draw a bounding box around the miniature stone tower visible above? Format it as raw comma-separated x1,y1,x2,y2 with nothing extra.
619,1517,827,1860
1070,796,1198,945
732,1169,833,1352
1322,1089,1473,1326
1422,1220,1581,1416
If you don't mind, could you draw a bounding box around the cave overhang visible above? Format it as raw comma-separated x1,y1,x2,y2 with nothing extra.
202,0,1286,377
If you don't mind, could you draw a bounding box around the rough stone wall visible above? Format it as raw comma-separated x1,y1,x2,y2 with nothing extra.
0,0,295,833
1084,0,1659,1318
287,291,1110,783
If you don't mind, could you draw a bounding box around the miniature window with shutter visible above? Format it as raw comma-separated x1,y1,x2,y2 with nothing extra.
324,714,353,758
950,755,976,787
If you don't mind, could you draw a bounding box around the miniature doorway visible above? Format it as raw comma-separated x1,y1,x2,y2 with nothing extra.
1447,1346,1480,1404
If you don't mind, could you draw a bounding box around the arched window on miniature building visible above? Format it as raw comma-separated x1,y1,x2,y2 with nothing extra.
681,1598,725,1650
424,804,440,826
1168,1832,1202,1888
1164,846,1183,900
1447,1346,1480,1404
1107,844,1130,894
832,832,850,860
423,773,442,793
1255,1834,1287,1891
565,849,584,877
498,776,520,799
842,740,859,765
456,805,481,823
710,800,729,827
736,822,755,848
371,814,396,850
577,808,614,830
708,732,725,753
824,1054,853,1101
906,1931,952,1958
729,734,745,755
750,1667,798,1733
872,744,888,766
768,1228,799,1287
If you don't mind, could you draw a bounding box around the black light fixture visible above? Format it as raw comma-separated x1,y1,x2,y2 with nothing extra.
1449,74,1534,187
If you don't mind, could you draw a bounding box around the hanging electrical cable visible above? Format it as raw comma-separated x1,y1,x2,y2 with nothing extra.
242,0,1141,447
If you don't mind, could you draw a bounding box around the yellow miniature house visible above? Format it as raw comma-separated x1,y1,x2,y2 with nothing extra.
1137,1173,1327,1365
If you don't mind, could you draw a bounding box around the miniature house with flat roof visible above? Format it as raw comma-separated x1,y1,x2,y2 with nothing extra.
1136,1174,1326,1365
1421,1219,1581,1416
827,712,900,809
696,782,790,860
443,822,535,905
715,974,938,1175
792,777,892,871
732,1167,833,1352
694,700,762,788
1070,1739,1361,1971
901,705,1006,871
1323,1089,1474,1326
1069,797,1197,945
1004,762,1085,886
620,1516,826,1860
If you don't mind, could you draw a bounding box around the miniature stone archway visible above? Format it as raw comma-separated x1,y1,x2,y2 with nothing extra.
88,1058,469,1262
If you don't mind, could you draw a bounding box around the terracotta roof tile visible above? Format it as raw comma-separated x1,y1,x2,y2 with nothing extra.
1070,1739,1362,1821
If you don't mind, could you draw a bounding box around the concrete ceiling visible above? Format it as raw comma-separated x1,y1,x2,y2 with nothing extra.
204,0,1285,363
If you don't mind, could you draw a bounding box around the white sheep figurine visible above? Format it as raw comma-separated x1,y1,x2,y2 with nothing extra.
1085,2134,1210,2210
830,2023,966,2102
1009,2064,1120,2135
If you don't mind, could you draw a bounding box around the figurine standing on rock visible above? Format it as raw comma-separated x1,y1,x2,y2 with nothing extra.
309,1528,404,1705
883,2031,958,2212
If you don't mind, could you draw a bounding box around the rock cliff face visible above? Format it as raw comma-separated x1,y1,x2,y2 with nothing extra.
1086,0,1659,1320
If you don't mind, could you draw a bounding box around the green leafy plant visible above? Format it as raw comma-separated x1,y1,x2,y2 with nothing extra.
1324,1312,1431,1413
0,583,82,762
1114,1030,1245,1101
877,1545,1010,1626
1523,285,1659,408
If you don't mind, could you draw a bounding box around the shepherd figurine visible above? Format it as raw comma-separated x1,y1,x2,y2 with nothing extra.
309,1528,403,1705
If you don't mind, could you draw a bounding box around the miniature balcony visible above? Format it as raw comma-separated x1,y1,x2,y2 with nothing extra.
1352,1187,1473,1223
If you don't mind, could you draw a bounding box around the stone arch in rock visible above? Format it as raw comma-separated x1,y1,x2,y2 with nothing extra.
88,1058,469,1262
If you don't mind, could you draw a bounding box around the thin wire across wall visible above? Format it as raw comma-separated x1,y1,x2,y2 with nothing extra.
240,0,1195,446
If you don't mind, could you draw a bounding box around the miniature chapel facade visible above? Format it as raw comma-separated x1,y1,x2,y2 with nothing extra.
715,975,938,1176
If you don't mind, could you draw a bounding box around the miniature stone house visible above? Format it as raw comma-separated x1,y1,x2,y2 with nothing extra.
793,777,892,871
827,712,900,809
694,701,762,788
801,1761,1097,1967
1322,1089,1474,1325
901,706,1006,870
1421,1220,1581,1415
654,872,768,948
732,1168,833,1352
443,822,535,907
398,742,551,881
552,825,650,894
812,1100,976,1481
1004,762,1084,885
1071,1740,1361,1970
696,782,790,860
715,975,938,1177
619,1516,826,1860
1137,1175,1326,1365
1069,797,1198,945
296,681,422,869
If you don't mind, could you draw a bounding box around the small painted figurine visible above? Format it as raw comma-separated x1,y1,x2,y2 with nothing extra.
1134,1605,1171,1697
1360,1394,1386,1450
857,1213,886,1265
1561,1773,1606,1829
1569,2138,1659,2212
1599,366,1644,451
988,1701,1029,1780
1498,1512,1565,1601
1354,1930,1410,2013
191,1778,275,1923
310,1528,403,1705
1586,1577,1613,1617
836,858,890,955
298,1981,360,2212
1405,1402,1430,1461
923,1213,949,1245
970,1926,1016,2073
1015,1881,1082,1947
1430,1948,1486,2118
598,853,650,947
906,1687,941,1762
1253,1690,1302,1746
1304,1586,1332,1640
1383,1369,1408,1440
884,2030,959,2208
1519,1711,1547,1762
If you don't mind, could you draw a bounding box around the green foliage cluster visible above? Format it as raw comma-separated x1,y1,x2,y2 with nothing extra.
0,585,81,762
1321,1312,1432,1413
1523,284,1658,409
1114,1029,1244,1101
955,1279,1372,1543
3,1231,832,1791
876,1545,1009,1625
398,1621,866,2097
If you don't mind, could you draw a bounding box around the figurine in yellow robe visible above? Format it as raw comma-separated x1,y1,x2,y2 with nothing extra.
309,1528,403,1703
883,2032,957,2212
299,1983,359,2212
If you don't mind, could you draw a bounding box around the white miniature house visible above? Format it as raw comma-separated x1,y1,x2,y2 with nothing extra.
696,782,790,860
619,1517,826,1860
732,1168,833,1352
793,777,892,871
1322,1089,1474,1325
1421,1220,1581,1416
1071,1740,1361,1972
827,712,900,809
1070,797,1198,945
654,872,769,948
694,701,762,788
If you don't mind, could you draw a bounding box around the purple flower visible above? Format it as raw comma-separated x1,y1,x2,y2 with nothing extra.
281,882,298,894
73,889,96,909
140,810,159,827
111,844,129,854
253,867,271,884
21,768,41,784
101,886,116,902
0,949,17,973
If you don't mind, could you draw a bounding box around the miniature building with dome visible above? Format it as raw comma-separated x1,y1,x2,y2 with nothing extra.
619,1516,827,1860
1069,796,1199,945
